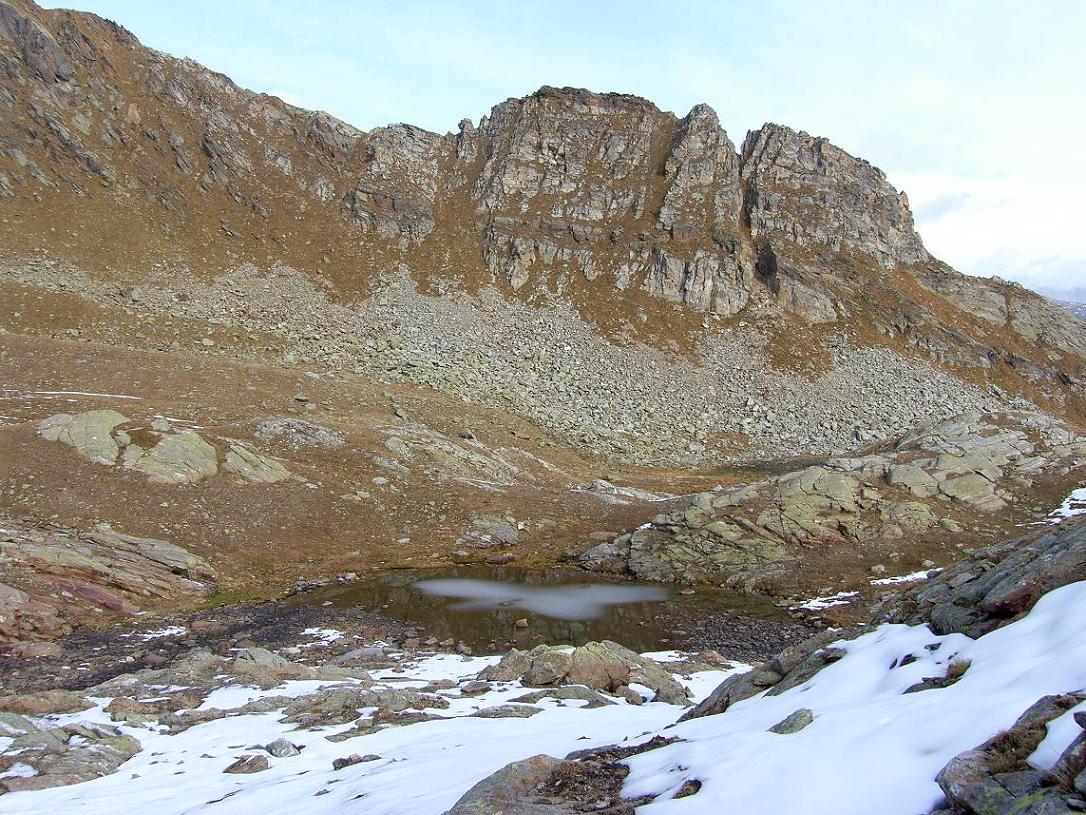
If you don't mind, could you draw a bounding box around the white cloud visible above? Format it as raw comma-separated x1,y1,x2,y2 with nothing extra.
898,168,1086,286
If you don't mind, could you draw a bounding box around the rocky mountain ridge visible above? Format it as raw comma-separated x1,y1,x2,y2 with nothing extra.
0,0,1083,431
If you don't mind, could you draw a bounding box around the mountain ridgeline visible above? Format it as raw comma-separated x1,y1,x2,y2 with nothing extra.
0,0,1084,420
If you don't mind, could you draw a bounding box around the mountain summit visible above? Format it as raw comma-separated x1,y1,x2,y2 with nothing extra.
0,0,1083,460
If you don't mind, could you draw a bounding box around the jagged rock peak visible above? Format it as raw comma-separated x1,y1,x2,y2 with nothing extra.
0,0,1083,387
740,123,928,268
527,85,662,113
659,102,741,232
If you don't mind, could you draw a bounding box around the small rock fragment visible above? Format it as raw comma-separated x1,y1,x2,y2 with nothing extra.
265,738,301,757
224,754,269,774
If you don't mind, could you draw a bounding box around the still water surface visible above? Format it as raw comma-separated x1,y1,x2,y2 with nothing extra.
290,567,783,653
412,577,669,620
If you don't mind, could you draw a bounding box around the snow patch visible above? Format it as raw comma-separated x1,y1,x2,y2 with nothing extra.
621,580,1086,815
0,762,37,779
1045,486,1086,523
0,389,143,400
870,569,940,586
299,627,345,646
6,584,1086,815
1030,699,1086,770
0,649,728,815
119,626,188,641
793,591,859,611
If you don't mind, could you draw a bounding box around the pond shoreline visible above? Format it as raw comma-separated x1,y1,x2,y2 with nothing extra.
0,570,814,696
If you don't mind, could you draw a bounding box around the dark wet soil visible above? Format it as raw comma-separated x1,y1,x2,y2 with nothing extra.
0,601,407,694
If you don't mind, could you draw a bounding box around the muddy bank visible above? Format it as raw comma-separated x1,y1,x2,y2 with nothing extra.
0,573,813,695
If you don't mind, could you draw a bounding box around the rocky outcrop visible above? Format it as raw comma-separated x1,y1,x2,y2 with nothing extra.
657,104,742,234
0,689,91,715
223,442,292,483
0,581,65,643
582,411,1086,587
468,88,899,323
124,429,218,484
37,410,293,485
0,0,73,84
469,88,660,223
280,684,448,727
884,517,1086,637
916,268,1086,360
440,734,700,815
0,517,216,644
479,641,689,705
253,418,345,449
342,124,445,243
37,410,128,465
0,716,140,792
679,629,847,721
741,123,928,268
932,694,1086,815
441,738,681,815
442,754,568,815
461,85,963,330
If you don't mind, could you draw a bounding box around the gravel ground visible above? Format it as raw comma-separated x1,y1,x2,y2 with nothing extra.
0,593,812,695
0,258,1013,466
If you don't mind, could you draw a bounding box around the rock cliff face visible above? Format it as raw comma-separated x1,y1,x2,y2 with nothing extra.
461,88,933,321
741,124,928,268
0,0,1083,410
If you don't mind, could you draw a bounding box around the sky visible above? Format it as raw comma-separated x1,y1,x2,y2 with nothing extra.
38,0,1086,295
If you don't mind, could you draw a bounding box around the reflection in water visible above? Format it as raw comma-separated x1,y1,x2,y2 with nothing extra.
413,578,669,621
288,567,784,653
